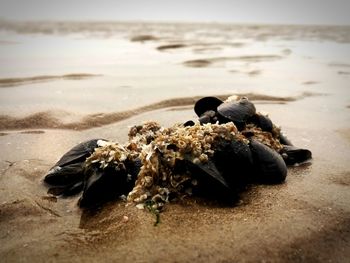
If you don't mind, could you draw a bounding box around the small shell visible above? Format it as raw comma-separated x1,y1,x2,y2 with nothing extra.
194,96,223,117
136,204,144,210
217,97,256,123
199,153,208,163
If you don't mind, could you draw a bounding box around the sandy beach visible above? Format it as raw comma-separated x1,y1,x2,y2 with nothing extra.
0,20,350,262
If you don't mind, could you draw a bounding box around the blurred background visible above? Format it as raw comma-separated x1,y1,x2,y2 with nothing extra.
1,2,350,262
1,0,350,25
0,0,349,127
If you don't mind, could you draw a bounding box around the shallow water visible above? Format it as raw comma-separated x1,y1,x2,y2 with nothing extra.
0,21,349,118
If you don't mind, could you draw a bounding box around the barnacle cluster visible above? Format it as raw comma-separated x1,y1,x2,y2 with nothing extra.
127,122,247,210
82,119,284,212
244,124,284,152
85,141,129,170
82,121,250,211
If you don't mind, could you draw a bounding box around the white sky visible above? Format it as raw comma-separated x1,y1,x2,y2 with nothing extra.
0,0,350,25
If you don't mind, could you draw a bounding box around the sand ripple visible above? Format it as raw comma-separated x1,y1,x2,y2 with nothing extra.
0,93,312,131
157,44,187,51
0,74,102,88
130,35,158,42
183,55,282,67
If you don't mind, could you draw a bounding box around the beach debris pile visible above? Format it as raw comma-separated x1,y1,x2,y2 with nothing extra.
43,95,312,214
127,121,245,210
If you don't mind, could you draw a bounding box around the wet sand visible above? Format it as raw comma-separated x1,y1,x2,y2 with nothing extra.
183,55,283,68
0,93,301,131
0,20,350,262
0,74,101,88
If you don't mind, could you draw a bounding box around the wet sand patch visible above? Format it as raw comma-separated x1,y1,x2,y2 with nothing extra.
229,42,246,48
130,35,158,42
281,48,292,55
0,199,44,221
330,172,350,186
302,81,319,85
166,106,193,111
183,55,283,68
329,63,350,68
19,130,45,134
337,128,350,142
192,47,223,53
0,93,315,131
193,42,246,48
0,74,102,88
156,41,246,53
191,42,245,52
277,217,350,262
229,69,262,76
338,71,350,75
253,101,287,105
184,59,212,67
0,40,20,45
157,44,187,51
248,70,262,76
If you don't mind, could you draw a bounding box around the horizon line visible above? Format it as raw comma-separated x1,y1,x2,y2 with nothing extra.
1,17,350,28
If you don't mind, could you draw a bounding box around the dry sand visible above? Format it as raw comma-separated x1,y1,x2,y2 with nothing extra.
0,20,350,262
